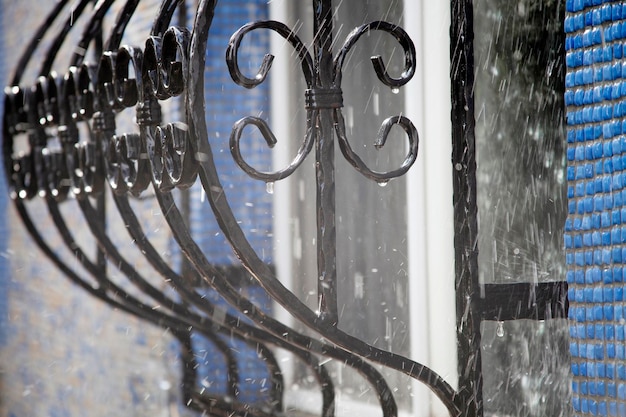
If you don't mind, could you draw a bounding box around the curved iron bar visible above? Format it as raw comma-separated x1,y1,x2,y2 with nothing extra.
155,190,398,417
229,116,314,183
1,0,466,416
6,0,342,415
159,2,407,415
188,0,464,415
1,1,279,413
110,191,351,416
46,0,285,411
225,21,315,183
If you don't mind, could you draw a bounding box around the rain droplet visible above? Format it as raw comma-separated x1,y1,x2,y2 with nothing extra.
455,163,463,171
378,180,389,187
391,87,400,94
496,321,505,337
266,182,274,194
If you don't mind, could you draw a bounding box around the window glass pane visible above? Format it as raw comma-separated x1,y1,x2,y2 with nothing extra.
474,0,567,284
286,0,413,410
473,1,571,416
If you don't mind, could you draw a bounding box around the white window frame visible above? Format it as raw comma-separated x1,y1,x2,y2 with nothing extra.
269,1,456,416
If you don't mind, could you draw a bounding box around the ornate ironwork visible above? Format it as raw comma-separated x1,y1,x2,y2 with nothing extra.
1,0,569,416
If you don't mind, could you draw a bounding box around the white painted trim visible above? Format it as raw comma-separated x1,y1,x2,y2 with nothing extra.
404,2,432,416
269,0,295,387
405,1,458,416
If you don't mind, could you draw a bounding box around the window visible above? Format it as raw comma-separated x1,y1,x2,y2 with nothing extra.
266,1,456,416
473,1,570,416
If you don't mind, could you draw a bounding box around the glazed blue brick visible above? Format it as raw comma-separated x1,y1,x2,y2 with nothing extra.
596,305,605,320
567,73,576,88
590,249,598,264
597,196,606,211
605,287,614,302
593,142,604,158
584,232,593,246
612,210,621,225
612,228,620,244
603,268,614,283
568,182,587,197
567,252,575,265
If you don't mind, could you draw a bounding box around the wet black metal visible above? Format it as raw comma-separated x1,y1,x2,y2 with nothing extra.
480,282,569,322
450,1,482,416
1,0,569,416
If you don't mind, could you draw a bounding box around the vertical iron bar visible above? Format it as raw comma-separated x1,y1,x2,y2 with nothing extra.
313,0,338,326
450,0,482,416
93,0,107,273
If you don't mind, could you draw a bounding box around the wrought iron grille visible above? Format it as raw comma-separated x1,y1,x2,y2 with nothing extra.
0,1,569,416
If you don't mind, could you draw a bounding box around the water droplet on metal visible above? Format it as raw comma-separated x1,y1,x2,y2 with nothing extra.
496,321,505,337
378,180,389,187
266,182,274,194
391,87,400,94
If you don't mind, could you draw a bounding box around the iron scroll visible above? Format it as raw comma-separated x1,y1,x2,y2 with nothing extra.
2,1,468,416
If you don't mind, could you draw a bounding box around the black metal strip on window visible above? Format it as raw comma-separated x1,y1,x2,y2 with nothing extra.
479,282,569,322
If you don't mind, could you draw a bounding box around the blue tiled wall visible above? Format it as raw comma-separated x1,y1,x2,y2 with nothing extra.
187,0,274,406
190,0,273,265
566,1,626,415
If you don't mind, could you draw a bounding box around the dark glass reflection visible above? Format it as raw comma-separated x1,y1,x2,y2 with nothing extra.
474,0,567,284
474,1,571,416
